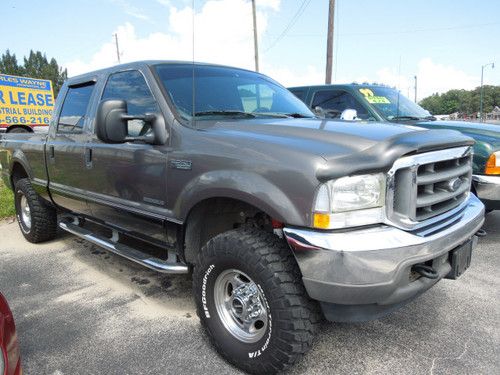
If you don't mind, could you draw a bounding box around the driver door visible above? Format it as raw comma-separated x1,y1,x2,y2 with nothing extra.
85,69,169,243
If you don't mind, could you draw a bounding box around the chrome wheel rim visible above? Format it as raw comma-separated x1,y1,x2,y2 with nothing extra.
20,194,32,229
214,269,268,343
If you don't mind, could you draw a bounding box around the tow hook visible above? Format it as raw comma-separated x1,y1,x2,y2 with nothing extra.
412,264,439,279
476,229,487,237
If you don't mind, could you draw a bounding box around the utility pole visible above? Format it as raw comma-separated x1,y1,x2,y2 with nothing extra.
479,62,494,122
414,75,417,102
325,0,335,84
251,0,259,72
114,33,121,64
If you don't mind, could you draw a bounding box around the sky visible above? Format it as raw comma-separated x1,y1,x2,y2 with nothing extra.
1,0,499,101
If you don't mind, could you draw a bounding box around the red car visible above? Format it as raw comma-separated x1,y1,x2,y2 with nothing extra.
0,293,21,375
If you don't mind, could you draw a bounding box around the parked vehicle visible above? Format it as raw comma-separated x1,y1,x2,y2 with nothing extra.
289,84,500,211
0,293,21,375
0,61,485,374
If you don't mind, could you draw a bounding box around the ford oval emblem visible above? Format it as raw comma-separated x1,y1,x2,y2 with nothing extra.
447,178,462,192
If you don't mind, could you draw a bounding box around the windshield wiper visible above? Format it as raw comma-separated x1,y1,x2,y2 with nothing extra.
283,113,314,118
389,115,421,121
251,112,314,118
193,110,256,118
422,115,437,121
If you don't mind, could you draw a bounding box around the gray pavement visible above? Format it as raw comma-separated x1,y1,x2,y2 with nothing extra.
0,212,499,375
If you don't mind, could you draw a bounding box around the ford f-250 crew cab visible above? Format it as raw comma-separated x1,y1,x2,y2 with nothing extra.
0,61,485,374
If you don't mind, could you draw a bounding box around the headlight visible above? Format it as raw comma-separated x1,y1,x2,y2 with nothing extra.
485,151,500,175
313,173,386,229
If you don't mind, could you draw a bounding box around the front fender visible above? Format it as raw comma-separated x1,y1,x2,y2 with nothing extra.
175,170,306,226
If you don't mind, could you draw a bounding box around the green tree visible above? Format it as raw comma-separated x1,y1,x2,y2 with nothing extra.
23,50,67,97
0,49,23,76
0,49,67,97
420,86,500,115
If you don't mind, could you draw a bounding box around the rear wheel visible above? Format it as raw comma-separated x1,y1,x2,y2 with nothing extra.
8,127,30,133
193,228,319,374
14,178,57,243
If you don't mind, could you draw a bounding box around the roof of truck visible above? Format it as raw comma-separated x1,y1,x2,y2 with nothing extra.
66,60,260,84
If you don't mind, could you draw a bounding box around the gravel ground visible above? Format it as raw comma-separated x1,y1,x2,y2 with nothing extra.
0,212,498,375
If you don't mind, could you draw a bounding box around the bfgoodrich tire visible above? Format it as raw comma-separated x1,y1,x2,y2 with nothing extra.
193,228,319,374
14,178,57,243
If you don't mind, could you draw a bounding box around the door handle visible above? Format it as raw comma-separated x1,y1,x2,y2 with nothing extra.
49,146,55,162
85,148,93,169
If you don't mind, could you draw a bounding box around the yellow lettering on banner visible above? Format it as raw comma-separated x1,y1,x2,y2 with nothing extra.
0,74,54,128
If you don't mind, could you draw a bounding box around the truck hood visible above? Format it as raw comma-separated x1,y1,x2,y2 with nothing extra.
205,118,474,180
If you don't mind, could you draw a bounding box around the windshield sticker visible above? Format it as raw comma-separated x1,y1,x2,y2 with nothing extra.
365,96,391,104
358,88,390,104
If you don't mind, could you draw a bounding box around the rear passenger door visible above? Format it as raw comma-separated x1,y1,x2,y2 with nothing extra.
46,82,95,215
85,70,169,244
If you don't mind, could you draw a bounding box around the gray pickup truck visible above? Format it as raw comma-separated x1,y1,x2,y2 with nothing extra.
0,61,485,374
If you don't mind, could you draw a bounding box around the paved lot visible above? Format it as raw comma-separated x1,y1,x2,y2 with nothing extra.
0,212,499,375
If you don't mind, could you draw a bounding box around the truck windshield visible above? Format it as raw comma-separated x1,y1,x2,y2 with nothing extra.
357,86,432,121
154,64,314,120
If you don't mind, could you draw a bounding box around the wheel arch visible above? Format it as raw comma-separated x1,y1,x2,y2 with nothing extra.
10,159,31,189
182,196,285,265
7,125,34,133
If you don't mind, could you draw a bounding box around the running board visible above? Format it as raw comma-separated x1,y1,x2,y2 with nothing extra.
59,221,189,274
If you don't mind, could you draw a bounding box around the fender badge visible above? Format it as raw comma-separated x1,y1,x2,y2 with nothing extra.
170,159,192,170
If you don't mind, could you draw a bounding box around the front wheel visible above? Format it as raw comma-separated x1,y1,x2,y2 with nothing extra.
193,228,319,374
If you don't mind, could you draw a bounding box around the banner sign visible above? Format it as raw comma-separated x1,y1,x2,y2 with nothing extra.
0,73,55,128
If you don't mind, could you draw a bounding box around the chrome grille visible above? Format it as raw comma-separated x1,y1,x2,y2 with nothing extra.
387,146,472,229
414,156,471,220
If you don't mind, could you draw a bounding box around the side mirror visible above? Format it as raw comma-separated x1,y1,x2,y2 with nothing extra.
95,99,168,145
313,106,326,118
340,108,358,121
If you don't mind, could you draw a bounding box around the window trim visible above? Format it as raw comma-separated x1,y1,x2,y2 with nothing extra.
99,69,159,137
56,82,96,134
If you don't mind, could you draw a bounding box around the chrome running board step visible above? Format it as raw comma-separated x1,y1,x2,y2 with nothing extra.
59,221,189,274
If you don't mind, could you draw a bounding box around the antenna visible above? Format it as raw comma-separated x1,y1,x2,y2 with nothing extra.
191,0,196,128
396,56,402,118
251,0,259,72
114,33,121,64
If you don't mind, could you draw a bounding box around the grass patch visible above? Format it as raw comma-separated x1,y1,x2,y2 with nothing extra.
0,180,15,218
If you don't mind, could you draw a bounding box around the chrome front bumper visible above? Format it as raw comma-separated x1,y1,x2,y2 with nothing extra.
473,175,500,210
283,194,485,309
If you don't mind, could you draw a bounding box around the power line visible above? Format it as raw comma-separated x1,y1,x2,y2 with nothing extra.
265,21,500,38
263,0,312,53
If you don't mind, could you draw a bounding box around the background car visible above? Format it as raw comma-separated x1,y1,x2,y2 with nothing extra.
0,293,21,375
289,84,500,212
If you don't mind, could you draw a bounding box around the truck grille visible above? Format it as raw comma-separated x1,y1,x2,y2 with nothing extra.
387,146,472,228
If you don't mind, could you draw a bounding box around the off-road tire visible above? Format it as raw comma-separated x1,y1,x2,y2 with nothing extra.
193,227,320,374
8,127,30,133
14,178,57,243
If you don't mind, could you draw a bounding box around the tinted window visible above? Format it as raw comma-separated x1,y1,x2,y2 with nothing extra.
312,90,370,120
289,89,306,102
154,64,314,120
102,70,158,136
356,86,431,120
58,84,95,133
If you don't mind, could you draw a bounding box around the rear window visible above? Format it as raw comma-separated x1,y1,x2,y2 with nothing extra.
57,83,95,133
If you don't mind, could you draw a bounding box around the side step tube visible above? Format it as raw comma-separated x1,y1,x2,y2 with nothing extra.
59,221,189,274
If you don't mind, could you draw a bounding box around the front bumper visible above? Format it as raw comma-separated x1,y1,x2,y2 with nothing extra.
283,194,485,321
473,174,500,210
